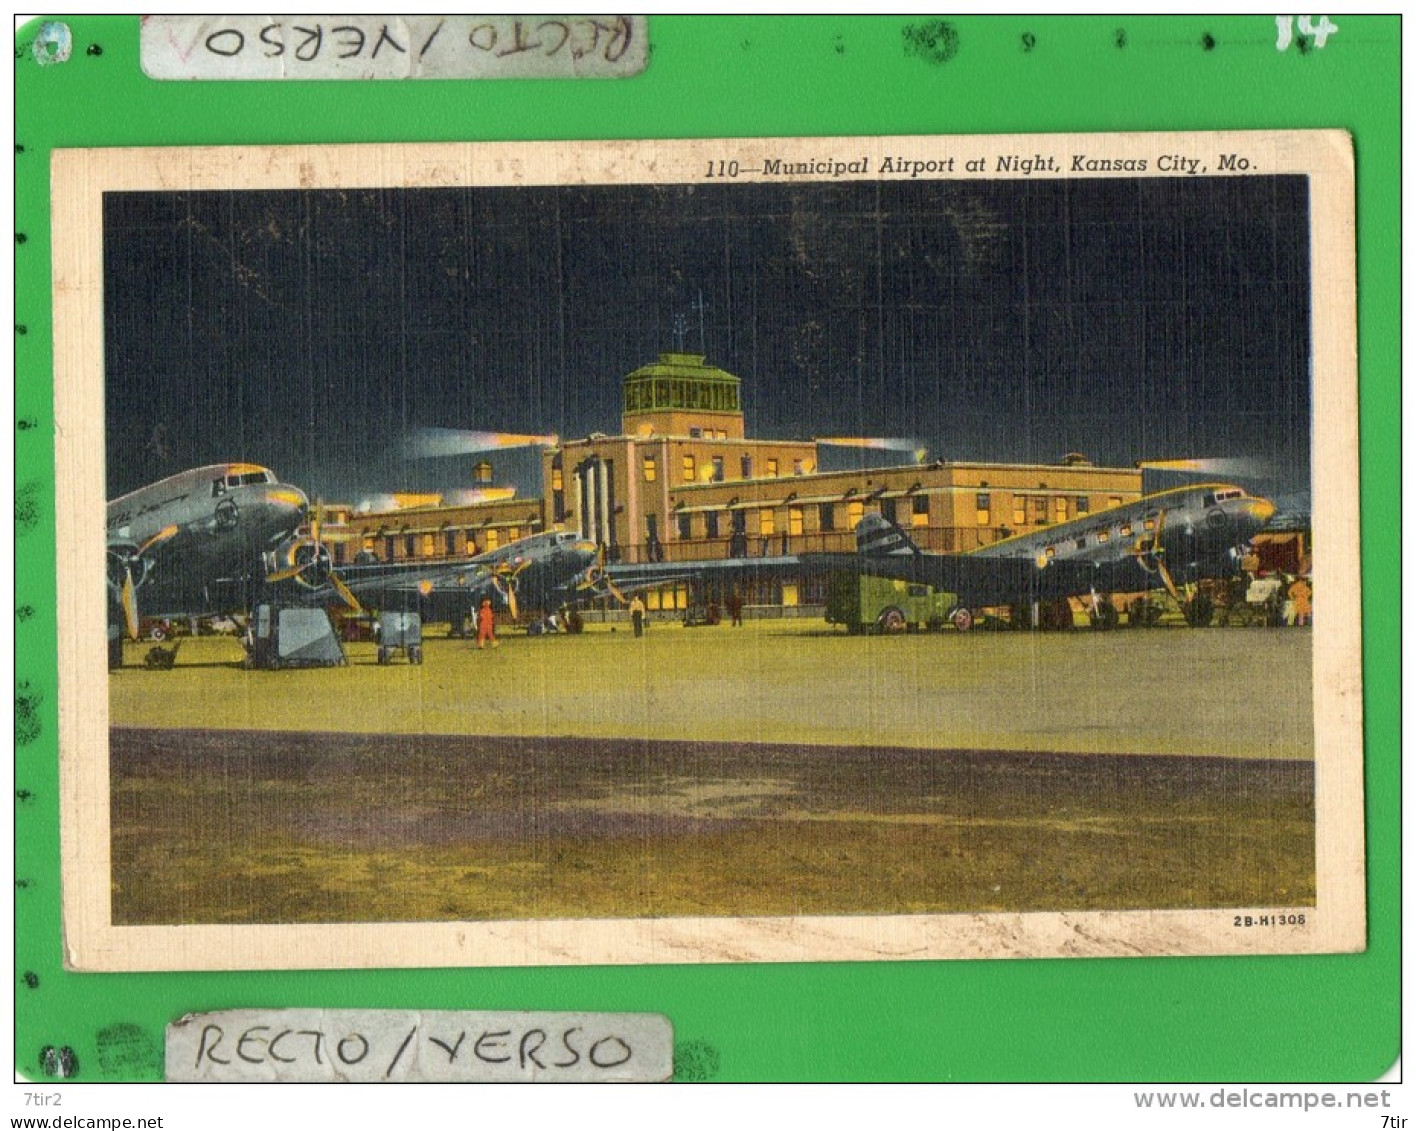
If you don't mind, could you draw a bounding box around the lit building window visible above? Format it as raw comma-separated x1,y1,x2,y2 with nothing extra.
1013,496,1027,526
792,459,805,476
759,508,775,536
848,500,864,528
643,455,657,482
551,467,563,491
675,584,689,609
766,458,779,477
421,533,435,557
467,531,479,555
912,494,929,528
677,513,692,540
363,535,375,553
647,589,661,611
1054,497,1068,524
683,455,696,481
474,461,493,485
976,492,991,525
1109,495,1123,509
781,583,799,607
485,528,499,551
507,526,519,541
788,507,804,536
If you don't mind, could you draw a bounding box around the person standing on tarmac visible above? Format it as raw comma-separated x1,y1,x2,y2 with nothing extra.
726,590,744,627
476,596,499,649
629,594,646,638
1289,575,1312,627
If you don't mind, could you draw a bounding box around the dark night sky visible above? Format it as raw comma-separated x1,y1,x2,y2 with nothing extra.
103,175,1311,501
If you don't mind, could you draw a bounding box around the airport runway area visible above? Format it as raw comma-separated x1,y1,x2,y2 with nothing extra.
108,620,1315,924
111,618,1314,759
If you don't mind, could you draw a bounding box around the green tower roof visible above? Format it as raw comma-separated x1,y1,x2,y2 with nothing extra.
623,353,741,415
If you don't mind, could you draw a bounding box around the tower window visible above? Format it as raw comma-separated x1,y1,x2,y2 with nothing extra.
911,494,930,527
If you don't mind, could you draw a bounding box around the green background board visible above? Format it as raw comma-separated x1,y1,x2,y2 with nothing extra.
14,15,1399,1082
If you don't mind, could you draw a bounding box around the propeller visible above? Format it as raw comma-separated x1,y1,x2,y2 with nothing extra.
483,554,536,621
492,573,520,621
576,546,628,605
1129,508,1182,602
108,524,180,641
264,500,363,614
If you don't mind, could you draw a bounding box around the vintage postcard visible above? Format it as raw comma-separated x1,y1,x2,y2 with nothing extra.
53,131,1362,971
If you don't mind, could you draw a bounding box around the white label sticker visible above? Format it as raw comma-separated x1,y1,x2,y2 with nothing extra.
166,1009,674,1082
140,16,648,80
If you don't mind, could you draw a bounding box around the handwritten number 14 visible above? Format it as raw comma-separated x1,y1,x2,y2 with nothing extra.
1275,16,1338,51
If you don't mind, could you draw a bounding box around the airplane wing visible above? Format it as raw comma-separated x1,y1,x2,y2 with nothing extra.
291,558,501,611
602,556,801,591
604,551,1117,609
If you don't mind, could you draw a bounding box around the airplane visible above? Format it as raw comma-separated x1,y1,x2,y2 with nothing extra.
817,482,1277,630
596,482,1275,631
106,463,598,664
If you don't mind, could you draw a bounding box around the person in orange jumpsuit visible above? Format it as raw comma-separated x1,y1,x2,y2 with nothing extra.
1289,576,1312,627
476,597,499,649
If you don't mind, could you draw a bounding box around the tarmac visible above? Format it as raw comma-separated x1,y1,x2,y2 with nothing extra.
110,617,1315,760
107,619,1316,925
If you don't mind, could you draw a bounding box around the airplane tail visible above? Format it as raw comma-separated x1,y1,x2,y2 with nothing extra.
855,512,919,557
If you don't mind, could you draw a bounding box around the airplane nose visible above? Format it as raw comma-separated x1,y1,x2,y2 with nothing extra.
1250,497,1276,524
267,486,308,516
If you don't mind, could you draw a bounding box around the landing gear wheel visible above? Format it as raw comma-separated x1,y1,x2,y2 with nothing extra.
1089,599,1118,630
1039,599,1075,631
1128,598,1160,627
949,606,975,633
877,607,907,634
1183,594,1215,627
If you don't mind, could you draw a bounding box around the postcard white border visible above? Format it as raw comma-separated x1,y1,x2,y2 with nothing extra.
53,131,1363,970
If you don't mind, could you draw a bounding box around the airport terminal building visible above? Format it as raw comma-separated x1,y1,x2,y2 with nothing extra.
325,353,1145,611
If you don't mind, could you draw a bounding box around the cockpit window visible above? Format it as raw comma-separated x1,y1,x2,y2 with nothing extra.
1215,489,1243,502
211,479,227,498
